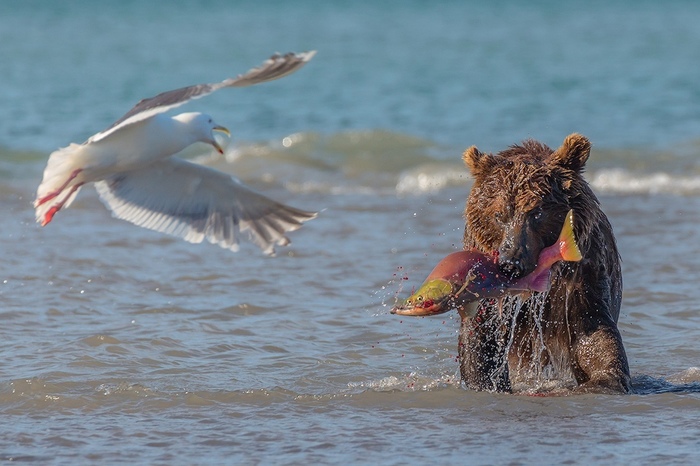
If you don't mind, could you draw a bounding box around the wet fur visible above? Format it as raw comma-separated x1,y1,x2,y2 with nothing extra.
460,134,631,394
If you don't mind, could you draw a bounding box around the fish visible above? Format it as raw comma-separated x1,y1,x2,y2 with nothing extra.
391,209,582,317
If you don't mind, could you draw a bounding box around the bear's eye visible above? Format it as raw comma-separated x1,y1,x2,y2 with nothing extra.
532,207,543,221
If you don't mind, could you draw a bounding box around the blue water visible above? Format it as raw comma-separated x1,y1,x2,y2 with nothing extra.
1,1,700,465
4,1,700,153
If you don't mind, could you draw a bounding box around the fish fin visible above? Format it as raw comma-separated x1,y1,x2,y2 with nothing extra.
528,270,552,292
558,209,583,262
458,301,480,320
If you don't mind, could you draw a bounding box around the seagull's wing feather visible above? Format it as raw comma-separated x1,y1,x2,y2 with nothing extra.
93,158,317,255
89,51,316,143
220,50,317,88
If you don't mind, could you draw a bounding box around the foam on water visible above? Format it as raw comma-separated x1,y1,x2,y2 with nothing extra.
165,132,700,199
348,372,460,393
7,130,700,199
590,168,700,195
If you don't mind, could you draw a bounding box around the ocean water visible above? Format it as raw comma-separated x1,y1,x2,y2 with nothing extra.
2,1,700,464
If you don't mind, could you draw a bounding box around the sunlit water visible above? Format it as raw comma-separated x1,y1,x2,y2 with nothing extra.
2,1,700,464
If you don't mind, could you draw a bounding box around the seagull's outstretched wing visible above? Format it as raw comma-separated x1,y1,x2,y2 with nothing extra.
94,158,317,255
89,51,316,144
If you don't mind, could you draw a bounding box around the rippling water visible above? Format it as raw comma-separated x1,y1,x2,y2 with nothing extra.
2,1,700,464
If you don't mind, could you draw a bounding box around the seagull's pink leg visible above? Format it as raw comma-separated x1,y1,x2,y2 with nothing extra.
36,168,83,207
41,181,85,226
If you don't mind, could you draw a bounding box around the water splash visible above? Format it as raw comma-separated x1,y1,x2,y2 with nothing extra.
497,292,577,393
370,266,411,316
348,372,460,393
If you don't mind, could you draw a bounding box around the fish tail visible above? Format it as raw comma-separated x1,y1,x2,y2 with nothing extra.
558,209,583,262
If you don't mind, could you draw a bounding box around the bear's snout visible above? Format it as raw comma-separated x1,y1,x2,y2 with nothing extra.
496,239,539,279
498,256,525,278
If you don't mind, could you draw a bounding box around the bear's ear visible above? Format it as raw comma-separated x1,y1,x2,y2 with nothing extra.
549,133,591,172
463,146,496,178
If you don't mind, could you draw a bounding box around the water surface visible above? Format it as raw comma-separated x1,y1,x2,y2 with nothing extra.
2,1,700,464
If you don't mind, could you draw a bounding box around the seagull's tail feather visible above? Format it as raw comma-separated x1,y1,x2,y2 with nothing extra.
94,158,317,255
34,143,86,226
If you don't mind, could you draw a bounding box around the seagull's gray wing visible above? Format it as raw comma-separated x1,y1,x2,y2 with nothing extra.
89,51,316,143
93,158,317,255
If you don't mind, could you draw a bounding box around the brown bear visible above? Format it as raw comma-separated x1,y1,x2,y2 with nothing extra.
459,133,631,394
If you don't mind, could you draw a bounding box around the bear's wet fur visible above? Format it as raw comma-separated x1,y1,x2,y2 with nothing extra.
460,133,631,394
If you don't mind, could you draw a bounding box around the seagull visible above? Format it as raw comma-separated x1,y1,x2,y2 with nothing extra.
34,51,317,256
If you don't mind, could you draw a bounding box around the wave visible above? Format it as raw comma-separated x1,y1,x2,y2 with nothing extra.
208,131,700,197
589,168,700,195
4,131,700,196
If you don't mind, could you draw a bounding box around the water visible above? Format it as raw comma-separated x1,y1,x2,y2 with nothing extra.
2,1,700,464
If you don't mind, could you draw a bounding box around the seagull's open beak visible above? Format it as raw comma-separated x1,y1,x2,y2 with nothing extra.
211,125,231,154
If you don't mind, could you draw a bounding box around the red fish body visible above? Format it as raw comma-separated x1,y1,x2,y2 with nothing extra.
391,210,582,317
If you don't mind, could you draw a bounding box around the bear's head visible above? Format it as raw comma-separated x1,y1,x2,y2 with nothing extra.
462,133,592,279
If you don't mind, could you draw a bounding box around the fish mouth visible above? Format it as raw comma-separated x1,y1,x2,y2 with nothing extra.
390,279,455,317
390,298,452,316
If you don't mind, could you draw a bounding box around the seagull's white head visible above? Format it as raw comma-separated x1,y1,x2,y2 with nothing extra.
174,112,230,154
